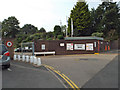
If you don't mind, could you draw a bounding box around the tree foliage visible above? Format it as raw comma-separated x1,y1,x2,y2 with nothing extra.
46,31,54,40
68,1,91,37
21,24,38,35
92,32,103,37
57,35,64,40
54,25,62,39
39,27,46,33
90,1,119,40
2,16,20,38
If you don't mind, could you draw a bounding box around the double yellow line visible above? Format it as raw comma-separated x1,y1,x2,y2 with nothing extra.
43,64,80,90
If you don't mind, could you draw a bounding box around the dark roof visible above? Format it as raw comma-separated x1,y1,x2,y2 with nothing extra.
65,36,104,40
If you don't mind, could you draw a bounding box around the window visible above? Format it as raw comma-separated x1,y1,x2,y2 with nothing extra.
41,44,45,50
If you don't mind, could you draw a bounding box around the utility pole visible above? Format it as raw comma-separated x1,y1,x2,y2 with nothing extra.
66,16,68,37
71,18,73,37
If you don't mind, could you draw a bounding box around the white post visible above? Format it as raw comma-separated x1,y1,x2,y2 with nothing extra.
14,55,17,60
26,55,29,62
33,56,37,65
30,56,34,64
22,55,25,62
18,55,21,61
37,58,41,66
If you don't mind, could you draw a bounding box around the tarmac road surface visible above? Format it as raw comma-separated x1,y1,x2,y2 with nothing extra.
40,51,118,88
2,61,65,88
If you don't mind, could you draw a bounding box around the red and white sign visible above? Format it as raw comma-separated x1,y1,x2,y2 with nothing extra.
6,41,13,47
67,43,73,50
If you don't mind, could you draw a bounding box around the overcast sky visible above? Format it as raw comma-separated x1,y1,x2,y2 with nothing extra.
0,0,119,32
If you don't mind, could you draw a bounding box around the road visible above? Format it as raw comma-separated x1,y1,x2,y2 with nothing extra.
2,61,65,88
82,55,118,88
39,52,118,88
2,50,119,89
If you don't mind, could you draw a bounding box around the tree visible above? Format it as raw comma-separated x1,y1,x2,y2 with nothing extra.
68,1,91,37
103,2,119,40
92,32,103,37
54,25,62,39
0,21,1,29
93,2,119,40
39,27,46,33
15,34,29,47
46,31,54,40
89,8,97,35
2,16,20,38
57,35,64,40
21,24,38,35
90,1,119,40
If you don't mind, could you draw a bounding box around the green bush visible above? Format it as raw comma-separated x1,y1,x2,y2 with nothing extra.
92,32,103,37
57,35,64,40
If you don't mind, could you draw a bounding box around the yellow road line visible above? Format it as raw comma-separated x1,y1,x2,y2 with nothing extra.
43,64,80,90
62,74,80,90
94,53,99,54
54,70,76,90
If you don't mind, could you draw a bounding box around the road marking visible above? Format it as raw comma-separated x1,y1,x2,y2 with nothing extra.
46,68,68,88
94,53,99,54
54,70,75,90
43,64,80,90
62,73,80,89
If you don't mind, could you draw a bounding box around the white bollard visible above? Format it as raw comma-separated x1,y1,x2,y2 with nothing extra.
33,56,37,65
14,55,17,60
30,56,34,64
26,55,29,62
22,55,25,62
18,55,21,61
37,58,41,66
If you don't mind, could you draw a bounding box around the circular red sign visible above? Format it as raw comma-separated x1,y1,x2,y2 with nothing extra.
6,41,13,47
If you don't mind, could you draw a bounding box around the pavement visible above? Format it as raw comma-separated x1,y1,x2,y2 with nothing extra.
2,61,65,88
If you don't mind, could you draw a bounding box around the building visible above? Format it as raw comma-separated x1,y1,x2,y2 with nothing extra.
34,36,110,55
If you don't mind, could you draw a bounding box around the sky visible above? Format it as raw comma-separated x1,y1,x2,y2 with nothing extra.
0,0,119,32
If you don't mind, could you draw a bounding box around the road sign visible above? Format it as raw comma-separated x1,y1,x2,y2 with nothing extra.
6,41,13,47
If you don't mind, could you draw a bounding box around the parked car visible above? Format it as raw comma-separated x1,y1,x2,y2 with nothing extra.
0,44,11,69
